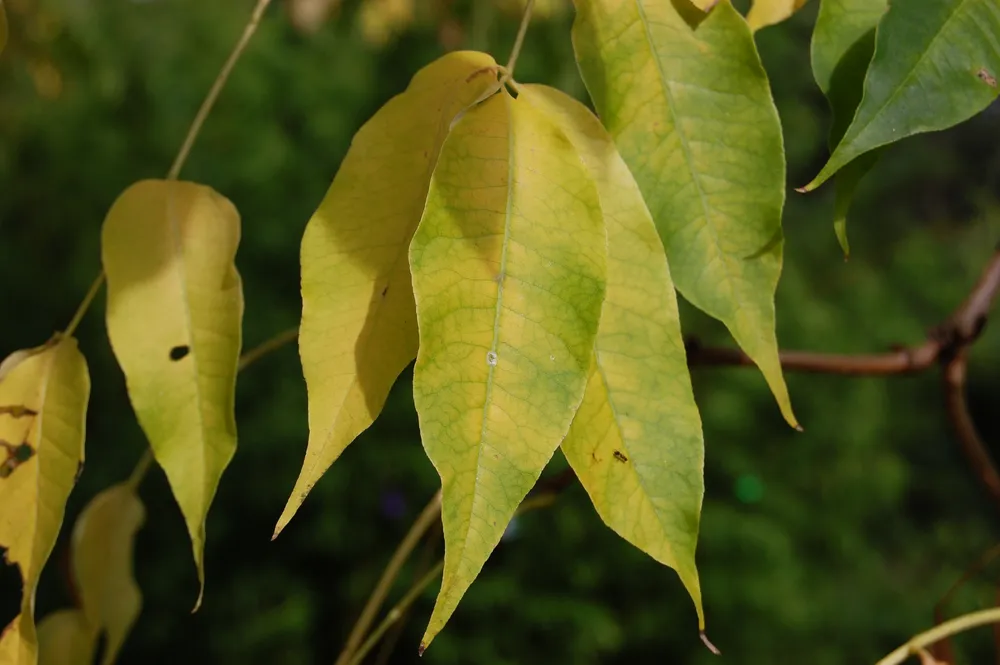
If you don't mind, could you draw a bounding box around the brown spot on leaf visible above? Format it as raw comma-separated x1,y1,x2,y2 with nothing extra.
613,450,628,463
978,68,997,88
170,345,190,361
0,405,37,418
0,440,34,478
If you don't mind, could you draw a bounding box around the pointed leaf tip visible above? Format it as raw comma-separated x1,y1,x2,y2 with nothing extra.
521,83,706,626
411,90,606,644
573,0,797,429
281,50,500,536
102,179,243,608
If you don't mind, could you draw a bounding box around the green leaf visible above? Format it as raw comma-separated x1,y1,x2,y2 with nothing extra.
747,0,810,32
102,179,243,608
572,0,799,429
71,484,145,665
410,89,606,650
37,611,95,665
810,0,887,255
0,337,90,665
521,84,706,628
804,0,1000,191
275,51,501,538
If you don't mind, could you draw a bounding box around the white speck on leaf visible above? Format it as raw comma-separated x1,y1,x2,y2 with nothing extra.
487,351,498,366
549,355,555,361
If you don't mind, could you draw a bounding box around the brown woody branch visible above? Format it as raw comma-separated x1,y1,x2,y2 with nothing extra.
685,249,1000,511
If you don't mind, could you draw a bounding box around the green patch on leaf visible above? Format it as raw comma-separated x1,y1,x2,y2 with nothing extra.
522,83,706,629
410,89,606,650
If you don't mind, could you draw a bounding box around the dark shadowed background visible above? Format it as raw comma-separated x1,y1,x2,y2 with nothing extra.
2,1,1000,663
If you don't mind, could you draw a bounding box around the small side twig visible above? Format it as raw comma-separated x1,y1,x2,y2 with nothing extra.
334,491,443,665
875,607,1000,665
686,248,1000,512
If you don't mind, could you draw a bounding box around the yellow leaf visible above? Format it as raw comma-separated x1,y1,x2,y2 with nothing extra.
746,0,810,31
102,179,243,608
521,84,706,628
37,611,95,665
71,484,145,665
410,90,607,650
276,51,500,537
0,337,91,665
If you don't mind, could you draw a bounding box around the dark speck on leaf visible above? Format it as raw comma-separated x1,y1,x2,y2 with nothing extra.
169,345,190,361
613,450,628,463
381,286,388,297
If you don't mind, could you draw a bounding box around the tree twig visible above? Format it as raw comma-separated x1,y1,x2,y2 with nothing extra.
875,607,1000,665
334,491,443,665
60,0,275,341
503,0,535,79
167,0,274,180
686,248,1000,511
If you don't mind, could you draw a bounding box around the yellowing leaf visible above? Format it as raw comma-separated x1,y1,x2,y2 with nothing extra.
71,484,145,665
521,84,706,628
0,337,90,665
277,51,500,537
37,611,95,665
747,0,809,31
102,179,243,607
572,0,799,429
410,90,607,650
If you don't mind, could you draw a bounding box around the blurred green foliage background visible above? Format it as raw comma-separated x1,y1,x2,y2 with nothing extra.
2,1,1000,663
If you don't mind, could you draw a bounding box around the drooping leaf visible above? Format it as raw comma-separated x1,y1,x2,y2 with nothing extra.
809,0,888,254
102,179,243,607
274,52,496,537
572,0,799,429
0,337,90,665
275,51,501,538
37,611,95,665
521,84,705,627
70,484,145,665
410,89,606,650
804,0,1000,191
747,0,810,32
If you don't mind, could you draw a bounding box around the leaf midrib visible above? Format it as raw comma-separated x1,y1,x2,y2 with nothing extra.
167,184,210,512
632,0,740,313
449,93,515,599
837,0,975,153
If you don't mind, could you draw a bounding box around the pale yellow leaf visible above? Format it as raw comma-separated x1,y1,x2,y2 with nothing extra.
521,83,706,628
37,610,95,665
71,484,145,664
747,0,810,31
102,179,243,607
0,337,91,665
276,51,500,537
410,90,607,650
